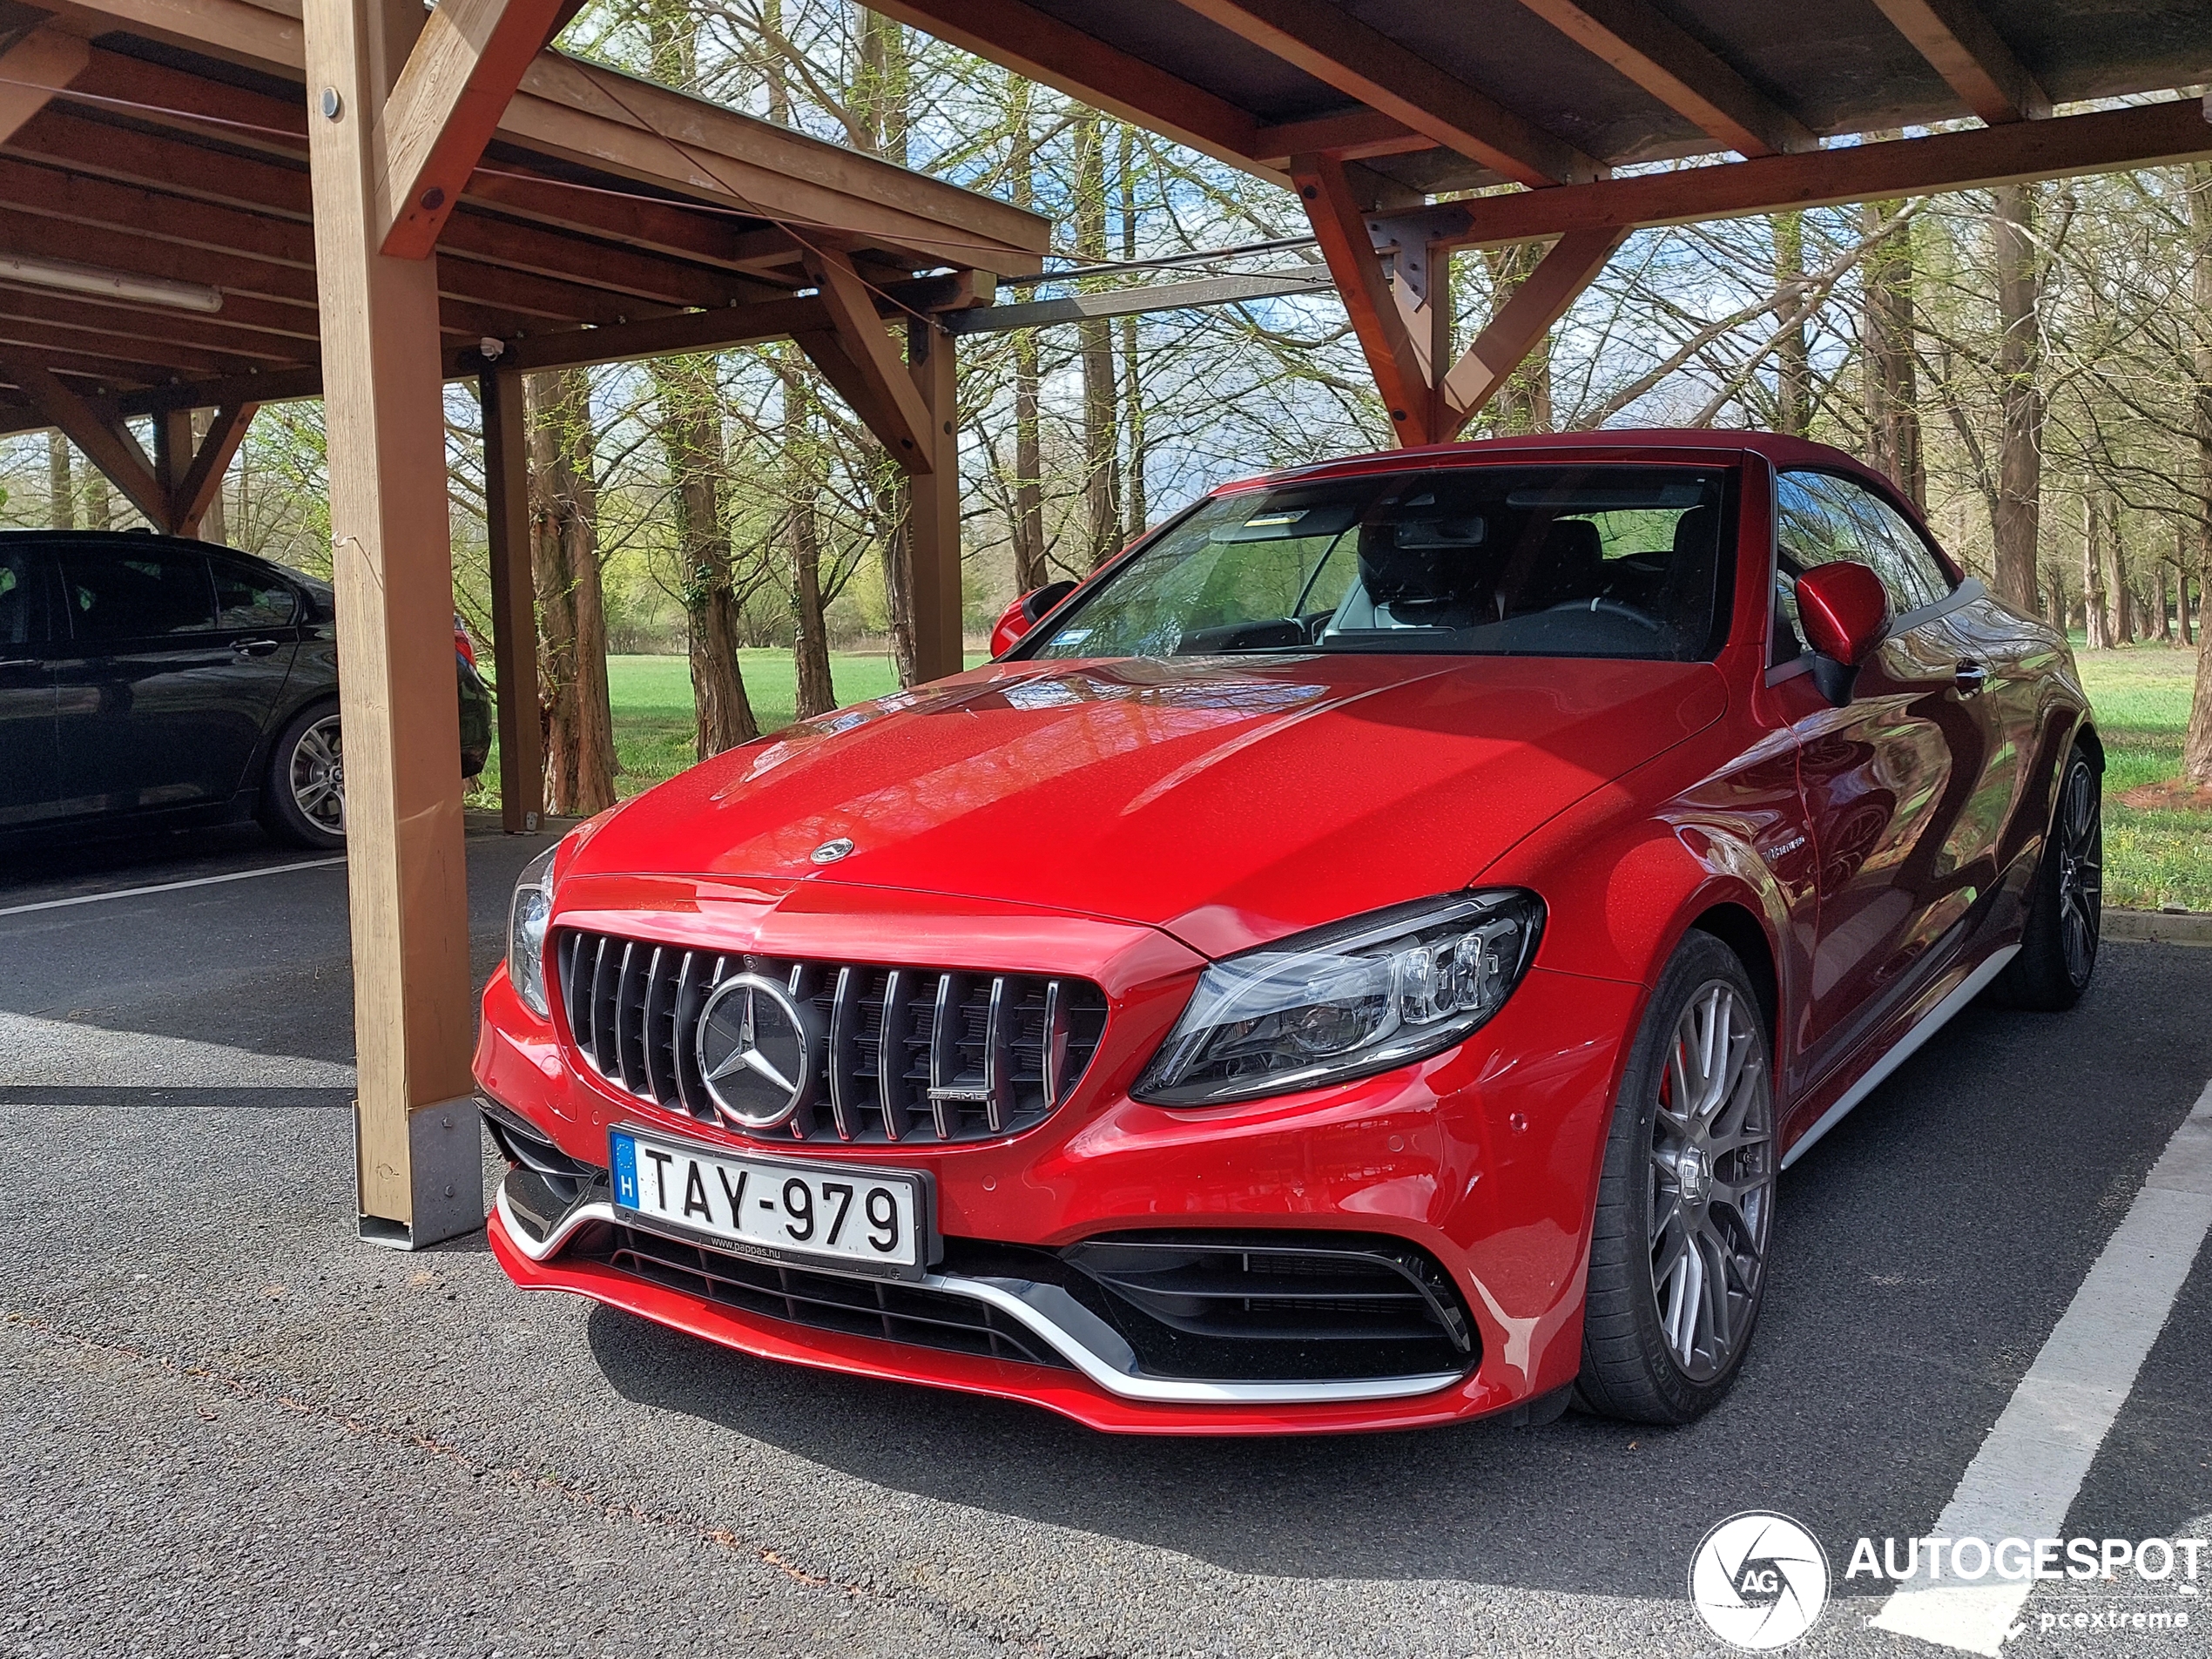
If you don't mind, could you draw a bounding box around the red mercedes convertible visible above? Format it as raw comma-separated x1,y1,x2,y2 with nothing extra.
475,431,2099,1433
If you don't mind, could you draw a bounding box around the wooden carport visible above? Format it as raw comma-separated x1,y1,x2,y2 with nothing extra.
0,0,1044,1244
874,0,2212,447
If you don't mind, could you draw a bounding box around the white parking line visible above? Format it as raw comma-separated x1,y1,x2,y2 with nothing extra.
1870,1076,2212,1655
0,856,345,919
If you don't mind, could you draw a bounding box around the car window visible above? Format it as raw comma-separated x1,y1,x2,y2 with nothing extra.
1028,465,1731,663
0,550,44,646
1777,471,1949,616
58,549,218,640
213,560,298,628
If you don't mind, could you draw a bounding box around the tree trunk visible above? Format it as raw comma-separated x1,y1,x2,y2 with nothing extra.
1991,185,2046,615
1772,212,1811,437
780,354,836,719
1007,78,1047,591
652,354,758,757
46,431,72,530
1074,114,1121,568
1117,123,1148,545
1861,189,1925,507
2084,493,2113,651
2179,530,2196,647
1480,241,1554,434
527,368,617,814
2182,163,2212,783
2151,556,2173,643
2107,495,2134,643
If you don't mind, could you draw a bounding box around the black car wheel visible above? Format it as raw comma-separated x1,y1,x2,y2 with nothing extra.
260,701,346,849
1997,741,2102,1011
1576,931,1777,1425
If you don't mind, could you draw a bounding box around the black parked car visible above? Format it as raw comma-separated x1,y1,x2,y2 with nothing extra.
0,529,491,851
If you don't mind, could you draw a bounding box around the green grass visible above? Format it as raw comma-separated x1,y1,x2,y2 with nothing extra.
2074,645,2209,914
474,643,2209,913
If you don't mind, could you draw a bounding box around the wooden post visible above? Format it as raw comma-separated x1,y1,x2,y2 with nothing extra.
304,0,482,1248
906,317,962,681
481,365,543,833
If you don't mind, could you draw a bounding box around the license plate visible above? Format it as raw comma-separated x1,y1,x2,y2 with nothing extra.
609,1127,930,1279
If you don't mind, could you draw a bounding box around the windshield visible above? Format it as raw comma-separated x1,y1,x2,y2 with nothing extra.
1026,464,1733,663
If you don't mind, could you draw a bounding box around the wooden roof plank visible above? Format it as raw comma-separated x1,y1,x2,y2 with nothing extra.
1868,0,2050,125
1174,0,1599,185
867,0,1271,181
1509,0,1815,157
0,25,90,145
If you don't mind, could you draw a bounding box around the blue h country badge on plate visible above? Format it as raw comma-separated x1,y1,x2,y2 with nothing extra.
610,1130,638,1207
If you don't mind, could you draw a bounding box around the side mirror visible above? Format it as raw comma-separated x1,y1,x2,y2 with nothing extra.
1795,561,1887,703
989,578,1078,656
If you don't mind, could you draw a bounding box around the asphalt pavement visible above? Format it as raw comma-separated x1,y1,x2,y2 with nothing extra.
1,821,2208,1659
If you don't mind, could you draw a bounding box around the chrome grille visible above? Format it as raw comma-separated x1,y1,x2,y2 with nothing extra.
555,928,1109,1144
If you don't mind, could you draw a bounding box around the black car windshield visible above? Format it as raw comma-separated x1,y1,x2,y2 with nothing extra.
1026,464,1732,662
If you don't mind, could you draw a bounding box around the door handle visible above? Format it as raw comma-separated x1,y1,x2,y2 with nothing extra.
1953,661,1988,695
0,657,36,669
232,637,281,658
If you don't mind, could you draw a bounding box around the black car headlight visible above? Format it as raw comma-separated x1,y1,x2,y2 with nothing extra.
507,843,557,1018
1133,892,1544,1106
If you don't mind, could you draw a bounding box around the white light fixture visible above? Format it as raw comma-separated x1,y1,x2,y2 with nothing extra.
0,253,224,314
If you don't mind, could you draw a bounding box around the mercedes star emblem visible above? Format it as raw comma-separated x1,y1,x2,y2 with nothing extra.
694,973,820,1130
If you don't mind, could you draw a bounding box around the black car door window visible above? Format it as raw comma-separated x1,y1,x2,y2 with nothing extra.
1777,471,1949,617
212,560,299,629
0,549,46,645
59,548,218,639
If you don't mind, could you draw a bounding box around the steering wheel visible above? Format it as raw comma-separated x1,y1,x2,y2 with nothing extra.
1543,597,1667,633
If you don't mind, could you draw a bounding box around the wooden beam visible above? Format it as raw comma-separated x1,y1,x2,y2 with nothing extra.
0,314,261,379
303,0,481,1246
57,27,1049,274
1420,98,2212,250
1172,0,1599,185
0,347,171,525
867,0,1271,180
1510,0,1815,157
378,0,570,257
480,365,542,833
169,401,254,536
1437,227,1627,434
797,245,934,474
1869,0,2049,125
1252,107,1431,168
0,284,314,362
904,317,961,681
3,111,773,312
1292,152,1437,445
0,26,89,145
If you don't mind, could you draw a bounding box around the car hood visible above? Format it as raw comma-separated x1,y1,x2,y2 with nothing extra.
572,654,1727,958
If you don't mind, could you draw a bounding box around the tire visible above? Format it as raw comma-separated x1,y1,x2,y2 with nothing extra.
1576,932,1778,1425
1994,742,2101,1012
258,701,347,850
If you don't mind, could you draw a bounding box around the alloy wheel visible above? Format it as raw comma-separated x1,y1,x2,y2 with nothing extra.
289,713,345,834
2055,759,2101,989
1648,981,1774,1383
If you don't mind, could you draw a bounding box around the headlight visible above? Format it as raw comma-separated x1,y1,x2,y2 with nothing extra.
1133,891,1544,1106
508,843,557,1018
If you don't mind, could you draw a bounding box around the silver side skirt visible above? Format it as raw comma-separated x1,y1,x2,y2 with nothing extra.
1780,944,2020,1170
493,1183,1465,1406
